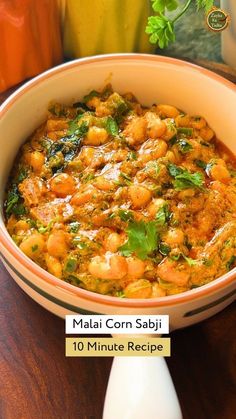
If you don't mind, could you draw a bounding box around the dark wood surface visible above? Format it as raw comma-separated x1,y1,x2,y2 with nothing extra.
0,61,236,419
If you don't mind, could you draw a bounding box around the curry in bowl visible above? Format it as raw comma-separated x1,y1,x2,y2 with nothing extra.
4,86,236,298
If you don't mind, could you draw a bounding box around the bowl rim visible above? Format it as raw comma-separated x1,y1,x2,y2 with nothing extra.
0,53,236,308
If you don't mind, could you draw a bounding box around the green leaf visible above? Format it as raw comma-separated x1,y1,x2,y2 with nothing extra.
196,0,214,12
105,116,119,136
178,139,193,154
83,90,100,104
118,209,134,222
159,242,171,256
195,159,207,169
177,127,193,136
167,163,205,190
155,204,171,227
65,258,78,273
119,220,159,260
68,222,81,233
68,119,89,137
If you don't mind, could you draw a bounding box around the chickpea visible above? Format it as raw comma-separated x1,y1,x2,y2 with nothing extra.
50,173,75,197
147,198,166,217
14,220,30,233
20,233,45,260
128,185,152,208
190,116,206,130
47,230,68,258
157,259,190,286
88,255,128,280
94,176,115,191
25,151,45,173
124,279,152,298
45,254,62,278
84,126,109,146
151,283,166,297
165,150,177,163
139,139,167,163
71,185,97,206
145,112,166,139
209,160,230,183
156,104,179,118
162,119,177,141
79,147,96,165
104,232,124,253
175,114,191,127
163,228,184,246
199,126,214,141
127,257,145,279
124,117,147,145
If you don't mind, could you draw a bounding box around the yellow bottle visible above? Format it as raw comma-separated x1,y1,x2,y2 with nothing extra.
63,0,155,58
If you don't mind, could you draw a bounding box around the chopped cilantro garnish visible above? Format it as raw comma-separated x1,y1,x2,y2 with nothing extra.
127,151,137,161
119,220,159,260
159,242,171,256
69,222,81,233
168,163,204,190
118,209,134,222
178,139,193,154
68,118,89,137
31,244,38,252
195,160,207,170
105,116,119,136
83,90,100,103
65,258,78,272
155,204,171,227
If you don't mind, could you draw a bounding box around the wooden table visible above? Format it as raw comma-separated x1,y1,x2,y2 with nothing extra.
0,63,236,419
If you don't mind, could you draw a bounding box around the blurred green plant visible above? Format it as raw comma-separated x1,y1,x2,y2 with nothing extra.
146,0,214,49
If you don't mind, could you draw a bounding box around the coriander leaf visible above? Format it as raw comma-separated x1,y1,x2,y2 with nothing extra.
119,220,159,260
65,257,78,272
178,139,193,153
174,172,204,190
167,163,183,177
159,242,171,256
177,127,193,136
195,159,207,169
105,116,119,136
68,119,89,137
155,204,171,227
17,167,28,183
83,90,100,103
167,163,205,190
118,209,134,222
69,222,81,233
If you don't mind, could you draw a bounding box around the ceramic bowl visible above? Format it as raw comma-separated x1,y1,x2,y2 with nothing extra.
0,54,235,329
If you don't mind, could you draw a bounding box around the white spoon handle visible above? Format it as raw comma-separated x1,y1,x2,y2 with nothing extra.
103,356,182,419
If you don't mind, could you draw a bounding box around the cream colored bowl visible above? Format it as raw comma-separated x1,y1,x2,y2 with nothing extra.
0,54,235,326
